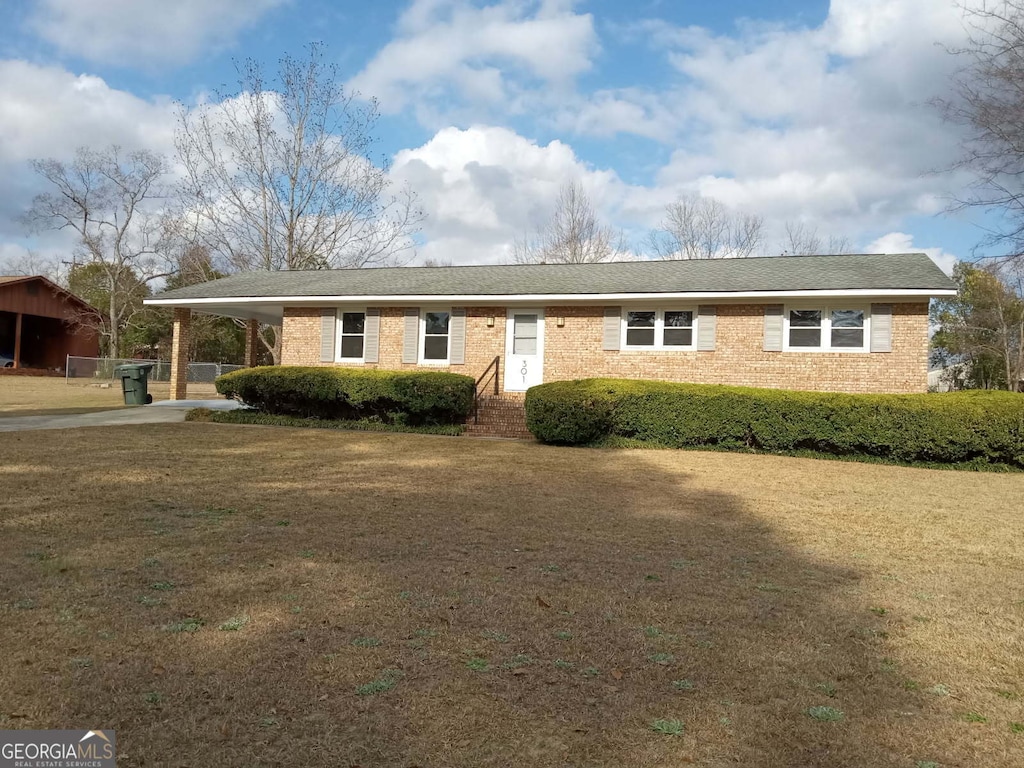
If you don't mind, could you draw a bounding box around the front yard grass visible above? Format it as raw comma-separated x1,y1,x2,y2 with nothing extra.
185,407,466,435
1,425,1022,767
0,375,219,416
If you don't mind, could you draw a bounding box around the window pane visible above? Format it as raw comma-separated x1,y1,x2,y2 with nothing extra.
513,337,537,355
341,312,365,334
513,314,538,336
790,309,822,327
340,335,364,358
663,328,693,347
831,309,864,328
424,335,448,360
831,328,864,348
790,328,821,347
664,311,693,328
626,311,655,328
626,328,656,346
425,312,450,335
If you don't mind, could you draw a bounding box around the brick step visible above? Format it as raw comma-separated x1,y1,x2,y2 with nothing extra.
474,408,528,418
474,396,527,409
465,426,533,439
473,406,528,419
468,415,529,427
466,425,530,435
471,423,529,432
464,395,532,439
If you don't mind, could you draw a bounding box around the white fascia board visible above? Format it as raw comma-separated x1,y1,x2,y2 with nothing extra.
144,288,955,307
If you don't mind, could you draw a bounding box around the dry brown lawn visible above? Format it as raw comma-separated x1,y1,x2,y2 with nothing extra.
0,375,219,416
1,425,1022,767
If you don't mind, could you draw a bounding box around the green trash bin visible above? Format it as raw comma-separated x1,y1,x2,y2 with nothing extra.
113,363,155,405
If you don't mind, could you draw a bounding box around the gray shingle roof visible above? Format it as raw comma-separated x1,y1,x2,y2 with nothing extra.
150,253,954,301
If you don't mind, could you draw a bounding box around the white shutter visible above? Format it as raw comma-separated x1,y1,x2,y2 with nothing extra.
402,308,419,363
364,308,380,363
320,309,336,362
870,304,892,353
603,307,621,351
763,305,784,352
696,305,716,351
450,308,466,364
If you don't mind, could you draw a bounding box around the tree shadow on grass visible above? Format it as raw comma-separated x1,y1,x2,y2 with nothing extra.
0,426,954,766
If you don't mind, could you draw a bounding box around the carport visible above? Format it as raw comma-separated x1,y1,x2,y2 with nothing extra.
0,276,99,370
158,308,272,399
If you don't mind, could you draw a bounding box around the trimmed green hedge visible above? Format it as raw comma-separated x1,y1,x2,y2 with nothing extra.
215,366,475,425
186,408,465,435
525,378,1024,468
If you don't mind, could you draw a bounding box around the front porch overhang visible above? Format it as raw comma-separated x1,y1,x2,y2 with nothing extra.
142,300,283,325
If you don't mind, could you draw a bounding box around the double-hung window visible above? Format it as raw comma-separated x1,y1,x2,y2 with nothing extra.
337,310,366,361
785,306,867,352
421,310,451,363
829,309,866,349
623,309,695,349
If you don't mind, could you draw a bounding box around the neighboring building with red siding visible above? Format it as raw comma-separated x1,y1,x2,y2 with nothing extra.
0,276,100,371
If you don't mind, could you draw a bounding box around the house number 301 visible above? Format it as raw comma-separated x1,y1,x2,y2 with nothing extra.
521,361,528,381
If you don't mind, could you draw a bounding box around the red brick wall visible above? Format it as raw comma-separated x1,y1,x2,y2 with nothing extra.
281,302,931,394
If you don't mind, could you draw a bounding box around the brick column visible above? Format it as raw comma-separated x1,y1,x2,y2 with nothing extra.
169,308,191,401
244,319,260,367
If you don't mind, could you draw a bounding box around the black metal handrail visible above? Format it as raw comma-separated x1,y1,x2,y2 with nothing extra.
472,356,500,424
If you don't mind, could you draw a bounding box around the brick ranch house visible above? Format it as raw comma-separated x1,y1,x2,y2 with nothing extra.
145,253,955,433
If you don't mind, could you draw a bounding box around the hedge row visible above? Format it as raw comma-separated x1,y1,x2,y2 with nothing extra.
524,378,1024,468
186,408,465,435
215,366,475,425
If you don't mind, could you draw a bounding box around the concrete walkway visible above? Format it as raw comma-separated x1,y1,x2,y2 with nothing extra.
0,399,241,433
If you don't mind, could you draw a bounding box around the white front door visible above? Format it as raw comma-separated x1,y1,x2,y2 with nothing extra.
504,309,544,392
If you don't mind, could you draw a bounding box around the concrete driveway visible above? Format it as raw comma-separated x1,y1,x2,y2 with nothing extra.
0,399,241,432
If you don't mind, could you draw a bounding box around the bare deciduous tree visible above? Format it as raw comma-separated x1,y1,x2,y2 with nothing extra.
513,181,622,264
175,44,424,360
22,146,172,357
781,221,854,255
0,249,65,284
648,195,764,260
937,0,1024,261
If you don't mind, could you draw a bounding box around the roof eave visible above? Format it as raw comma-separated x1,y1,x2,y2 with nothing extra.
145,287,956,307
1,274,100,313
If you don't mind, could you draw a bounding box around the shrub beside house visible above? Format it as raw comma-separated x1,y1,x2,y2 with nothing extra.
215,366,474,425
524,378,1024,469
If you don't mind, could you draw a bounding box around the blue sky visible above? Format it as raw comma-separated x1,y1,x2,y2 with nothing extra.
0,0,990,272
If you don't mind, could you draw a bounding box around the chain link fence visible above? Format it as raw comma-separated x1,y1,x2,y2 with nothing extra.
65,356,245,384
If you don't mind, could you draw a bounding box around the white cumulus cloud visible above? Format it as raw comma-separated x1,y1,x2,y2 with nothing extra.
0,60,177,261
572,0,980,251
349,0,599,118
27,0,287,67
866,232,959,275
391,125,624,264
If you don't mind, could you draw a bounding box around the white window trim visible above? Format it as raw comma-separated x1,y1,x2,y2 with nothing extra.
621,307,698,351
782,304,871,353
419,306,452,365
335,307,367,363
